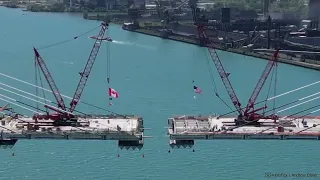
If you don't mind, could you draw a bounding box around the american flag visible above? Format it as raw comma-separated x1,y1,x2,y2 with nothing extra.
193,86,202,94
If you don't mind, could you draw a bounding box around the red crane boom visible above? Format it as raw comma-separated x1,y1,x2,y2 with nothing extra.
69,22,108,113
197,25,243,115
33,47,67,113
244,50,279,118
191,5,279,123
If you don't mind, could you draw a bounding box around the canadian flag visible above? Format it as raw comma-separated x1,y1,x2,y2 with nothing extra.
108,88,119,98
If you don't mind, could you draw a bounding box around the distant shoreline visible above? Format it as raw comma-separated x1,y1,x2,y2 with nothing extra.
4,5,319,71
119,27,320,71
84,14,320,71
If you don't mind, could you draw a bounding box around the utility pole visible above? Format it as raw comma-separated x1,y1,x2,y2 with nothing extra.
263,0,270,19
267,15,271,49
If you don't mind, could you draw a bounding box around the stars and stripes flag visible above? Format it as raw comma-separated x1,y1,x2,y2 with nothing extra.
193,85,202,94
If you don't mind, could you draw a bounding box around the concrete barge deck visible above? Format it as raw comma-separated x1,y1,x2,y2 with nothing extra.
0,114,147,150
167,115,320,148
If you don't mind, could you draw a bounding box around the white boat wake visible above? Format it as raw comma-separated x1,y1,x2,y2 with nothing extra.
87,36,156,50
61,61,74,65
111,40,157,50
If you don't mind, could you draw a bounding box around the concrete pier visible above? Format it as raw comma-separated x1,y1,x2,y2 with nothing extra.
167,115,320,148
0,114,147,150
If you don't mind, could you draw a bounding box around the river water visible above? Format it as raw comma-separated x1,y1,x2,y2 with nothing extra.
0,7,319,180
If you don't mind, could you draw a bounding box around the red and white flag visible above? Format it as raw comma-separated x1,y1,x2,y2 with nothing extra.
108,88,119,98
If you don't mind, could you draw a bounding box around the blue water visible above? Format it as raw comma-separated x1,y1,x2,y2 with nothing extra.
0,7,320,180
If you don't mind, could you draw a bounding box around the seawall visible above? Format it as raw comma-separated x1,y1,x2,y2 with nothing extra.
122,27,320,71
81,14,320,71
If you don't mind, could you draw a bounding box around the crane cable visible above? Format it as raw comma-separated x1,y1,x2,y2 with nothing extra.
258,104,320,134
218,80,320,118
262,63,276,115
34,58,39,113
0,82,88,115
226,103,320,132
273,63,278,115
31,24,101,111
35,58,48,113
106,29,112,106
36,25,101,50
28,23,123,115
0,72,123,116
34,59,46,113
37,64,48,113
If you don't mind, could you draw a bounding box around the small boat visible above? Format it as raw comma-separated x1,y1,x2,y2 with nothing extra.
89,36,112,42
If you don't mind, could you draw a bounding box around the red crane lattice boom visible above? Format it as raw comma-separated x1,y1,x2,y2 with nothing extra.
244,50,279,118
69,22,108,113
33,47,67,113
197,25,243,115
191,5,279,122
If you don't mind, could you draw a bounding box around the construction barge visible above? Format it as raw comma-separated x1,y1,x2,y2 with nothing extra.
168,115,320,148
0,114,145,150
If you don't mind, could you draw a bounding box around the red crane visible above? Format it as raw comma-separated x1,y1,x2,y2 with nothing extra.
190,5,279,123
243,50,279,120
69,22,108,113
197,25,243,115
33,47,68,115
33,22,109,119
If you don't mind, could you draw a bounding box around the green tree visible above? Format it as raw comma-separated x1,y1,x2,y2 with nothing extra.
270,0,307,18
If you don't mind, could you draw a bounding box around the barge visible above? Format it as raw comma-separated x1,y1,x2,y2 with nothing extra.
0,114,147,150
167,115,320,149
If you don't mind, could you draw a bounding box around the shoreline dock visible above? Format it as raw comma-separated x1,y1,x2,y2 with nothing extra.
121,27,320,71
3,5,319,71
